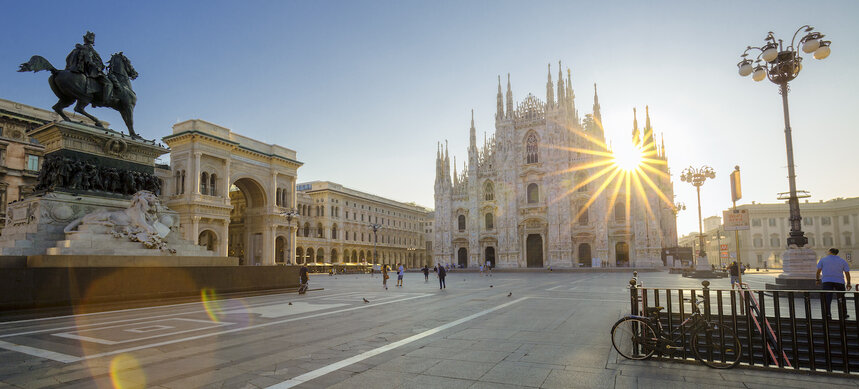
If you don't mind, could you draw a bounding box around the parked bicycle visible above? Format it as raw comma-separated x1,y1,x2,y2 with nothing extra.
611,294,742,368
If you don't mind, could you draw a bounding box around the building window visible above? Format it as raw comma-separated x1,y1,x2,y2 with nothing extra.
526,133,538,164
485,213,494,229
803,217,813,226
823,234,833,246
26,155,39,171
210,174,217,196
770,236,780,247
808,235,815,246
576,172,588,192
844,215,850,225
577,203,589,225
756,254,763,262
753,237,763,248
768,218,776,227
615,201,626,222
752,219,762,227
821,217,831,226
484,181,494,201
458,215,466,231
200,172,208,194
844,234,852,246
527,183,539,204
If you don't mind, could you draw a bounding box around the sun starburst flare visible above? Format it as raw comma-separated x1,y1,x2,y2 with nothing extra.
545,120,676,248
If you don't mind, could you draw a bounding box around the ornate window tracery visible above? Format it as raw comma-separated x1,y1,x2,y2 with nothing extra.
526,133,539,164
484,181,494,201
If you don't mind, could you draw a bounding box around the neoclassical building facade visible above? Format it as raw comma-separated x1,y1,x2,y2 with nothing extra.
162,119,302,265
293,181,431,268
434,64,677,268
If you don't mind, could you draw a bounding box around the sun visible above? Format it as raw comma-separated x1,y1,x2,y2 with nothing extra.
612,143,644,171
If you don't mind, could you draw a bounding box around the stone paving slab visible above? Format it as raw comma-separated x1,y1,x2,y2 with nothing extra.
1,271,858,388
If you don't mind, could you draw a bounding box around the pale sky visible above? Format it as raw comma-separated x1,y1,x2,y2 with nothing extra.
2,0,858,237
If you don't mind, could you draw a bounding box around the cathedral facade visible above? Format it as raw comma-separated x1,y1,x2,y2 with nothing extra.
433,64,677,269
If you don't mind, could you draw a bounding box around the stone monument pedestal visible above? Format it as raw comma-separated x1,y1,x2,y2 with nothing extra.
0,121,236,266
767,246,819,290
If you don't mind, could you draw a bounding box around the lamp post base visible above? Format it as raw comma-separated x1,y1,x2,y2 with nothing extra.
696,256,712,271
765,246,818,290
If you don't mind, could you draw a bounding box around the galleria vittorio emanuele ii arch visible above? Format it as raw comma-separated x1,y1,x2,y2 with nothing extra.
162,120,302,265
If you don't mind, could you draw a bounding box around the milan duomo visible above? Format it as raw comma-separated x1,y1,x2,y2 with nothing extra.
433,63,678,269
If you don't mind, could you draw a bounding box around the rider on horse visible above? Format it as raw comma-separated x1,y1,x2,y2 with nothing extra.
65,31,113,106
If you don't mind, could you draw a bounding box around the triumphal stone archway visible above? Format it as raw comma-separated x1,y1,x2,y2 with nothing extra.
162,120,302,265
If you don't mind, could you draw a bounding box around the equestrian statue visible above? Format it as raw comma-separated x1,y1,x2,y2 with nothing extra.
18,31,140,138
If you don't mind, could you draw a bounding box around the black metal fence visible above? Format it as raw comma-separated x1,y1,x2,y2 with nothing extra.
629,280,859,375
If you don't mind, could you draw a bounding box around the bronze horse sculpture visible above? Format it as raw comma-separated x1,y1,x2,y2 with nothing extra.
18,52,139,138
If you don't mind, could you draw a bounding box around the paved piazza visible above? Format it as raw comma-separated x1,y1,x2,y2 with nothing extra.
0,271,857,388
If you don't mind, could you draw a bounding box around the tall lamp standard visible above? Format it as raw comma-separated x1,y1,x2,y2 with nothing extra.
370,223,383,267
281,209,298,264
670,202,686,268
680,166,715,271
737,25,830,248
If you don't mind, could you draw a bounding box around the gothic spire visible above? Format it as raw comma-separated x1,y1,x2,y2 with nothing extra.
505,73,513,118
592,83,601,123
546,63,555,108
661,133,666,159
496,75,504,120
469,109,476,151
557,61,565,108
645,105,655,147
453,156,458,185
632,107,640,146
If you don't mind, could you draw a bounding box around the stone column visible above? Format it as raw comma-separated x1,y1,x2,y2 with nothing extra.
220,219,229,257
193,152,202,195
270,171,277,210
224,160,231,201
191,216,200,244
262,223,275,265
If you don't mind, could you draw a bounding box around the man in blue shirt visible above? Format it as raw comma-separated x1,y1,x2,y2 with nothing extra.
816,248,852,319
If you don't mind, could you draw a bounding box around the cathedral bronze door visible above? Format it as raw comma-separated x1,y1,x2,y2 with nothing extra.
485,246,495,268
578,243,591,267
526,234,543,268
615,242,629,267
457,247,468,268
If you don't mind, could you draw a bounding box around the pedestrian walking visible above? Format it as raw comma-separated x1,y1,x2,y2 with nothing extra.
397,263,404,287
382,265,389,290
437,263,447,289
728,261,740,287
480,264,484,275
422,265,429,282
299,264,309,294
816,248,852,319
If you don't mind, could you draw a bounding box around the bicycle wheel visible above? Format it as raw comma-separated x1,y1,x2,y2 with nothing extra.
611,318,657,360
691,323,741,368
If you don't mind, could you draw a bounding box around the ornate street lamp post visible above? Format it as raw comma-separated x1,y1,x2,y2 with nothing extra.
370,223,383,266
282,209,298,264
680,166,715,270
737,25,830,247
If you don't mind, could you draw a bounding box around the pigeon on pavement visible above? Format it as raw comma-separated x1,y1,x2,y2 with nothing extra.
507,292,512,297
363,298,370,303
288,302,293,305
490,285,493,288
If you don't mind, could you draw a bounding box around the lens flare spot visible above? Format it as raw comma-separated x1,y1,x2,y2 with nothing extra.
109,353,145,389
612,143,643,171
201,288,223,323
